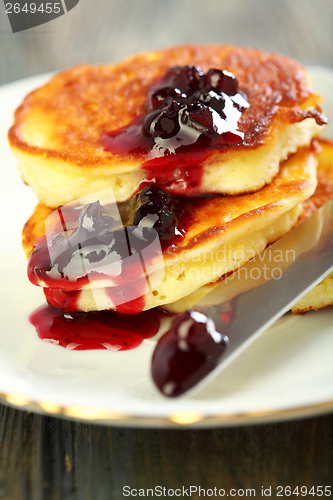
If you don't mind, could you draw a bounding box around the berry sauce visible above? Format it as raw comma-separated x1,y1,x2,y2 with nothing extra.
28,187,231,394
101,66,249,195
28,186,191,313
151,310,229,397
30,305,165,351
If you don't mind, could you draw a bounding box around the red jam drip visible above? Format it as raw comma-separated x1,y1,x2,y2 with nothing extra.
101,66,249,195
140,164,204,197
28,186,193,313
151,310,229,397
30,305,165,351
43,288,81,312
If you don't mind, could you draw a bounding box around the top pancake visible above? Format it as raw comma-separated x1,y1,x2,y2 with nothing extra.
9,45,325,207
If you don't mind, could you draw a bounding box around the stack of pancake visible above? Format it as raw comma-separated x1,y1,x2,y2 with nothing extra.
8,45,333,315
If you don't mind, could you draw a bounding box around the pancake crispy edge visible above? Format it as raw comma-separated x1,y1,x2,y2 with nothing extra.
291,140,333,314
10,45,325,207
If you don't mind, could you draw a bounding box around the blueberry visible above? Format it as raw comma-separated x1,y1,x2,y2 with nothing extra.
127,185,177,241
139,185,171,203
204,68,238,96
134,199,175,236
192,89,226,113
140,65,247,151
142,100,181,139
161,65,203,95
151,87,188,109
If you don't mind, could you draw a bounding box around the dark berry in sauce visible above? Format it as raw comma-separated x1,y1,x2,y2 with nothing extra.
101,65,250,185
120,185,186,245
151,310,229,397
28,186,188,312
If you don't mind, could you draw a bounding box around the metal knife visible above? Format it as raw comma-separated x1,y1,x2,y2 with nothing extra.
194,198,333,393
152,198,333,397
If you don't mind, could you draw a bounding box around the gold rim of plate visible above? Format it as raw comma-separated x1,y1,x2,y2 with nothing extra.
2,390,333,427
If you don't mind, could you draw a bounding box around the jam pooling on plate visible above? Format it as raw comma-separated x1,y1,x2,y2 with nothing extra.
151,310,229,397
28,188,230,394
30,305,230,397
28,186,193,313
101,66,249,195
30,305,165,351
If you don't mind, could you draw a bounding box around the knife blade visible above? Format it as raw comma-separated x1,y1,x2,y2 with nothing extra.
193,198,333,393
152,198,333,397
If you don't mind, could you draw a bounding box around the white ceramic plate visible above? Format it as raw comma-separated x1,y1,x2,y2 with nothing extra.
1,67,333,428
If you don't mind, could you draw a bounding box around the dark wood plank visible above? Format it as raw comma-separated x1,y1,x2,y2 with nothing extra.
0,406,332,500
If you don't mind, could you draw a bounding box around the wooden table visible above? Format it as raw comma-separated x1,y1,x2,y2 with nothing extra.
1,0,333,497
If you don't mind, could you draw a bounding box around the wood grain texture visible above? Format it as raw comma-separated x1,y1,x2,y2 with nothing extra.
1,0,333,498
0,407,332,500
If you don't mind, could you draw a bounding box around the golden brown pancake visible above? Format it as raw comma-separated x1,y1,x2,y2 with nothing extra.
291,140,333,314
23,145,317,313
10,45,325,208
167,140,333,315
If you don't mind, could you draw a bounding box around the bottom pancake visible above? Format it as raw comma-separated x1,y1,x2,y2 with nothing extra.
44,203,303,313
23,145,318,313
291,140,333,314
166,140,333,315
